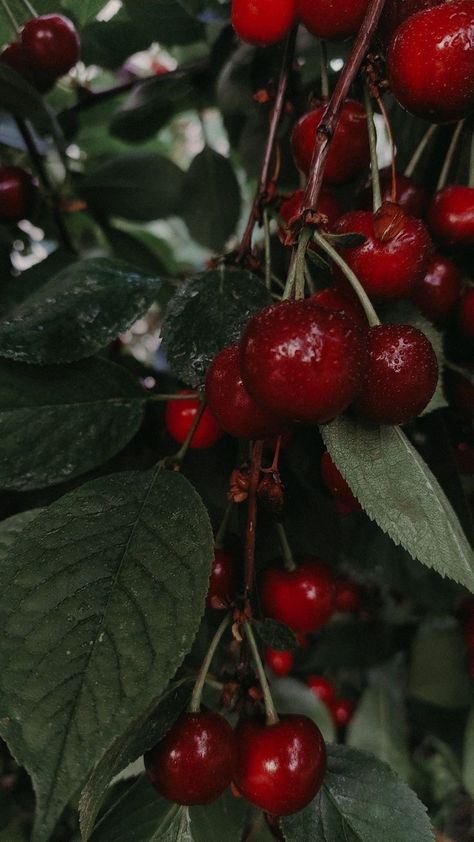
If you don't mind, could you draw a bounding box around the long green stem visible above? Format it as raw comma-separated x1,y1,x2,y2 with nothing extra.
0,0,19,34
148,392,199,402
276,522,296,572
244,622,279,725
17,0,36,17
215,501,233,550
404,124,437,178
282,251,297,300
190,614,230,712
364,85,382,212
437,120,465,191
294,226,313,300
313,231,380,327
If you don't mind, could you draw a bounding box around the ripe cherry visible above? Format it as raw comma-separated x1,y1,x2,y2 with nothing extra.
297,0,369,40
427,186,474,249
411,255,463,323
305,675,336,706
207,549,236,609
457,289,474,339
354,324,438,425
387,2,474,123
144,712,236,805
332,203,432,299
358,168,429,219
231,0,296,46
330,698,354,727
279,187,341,244
291,100,370,184
335,580,361,613
265,647,294,677
233,715,326,815
20,15,80,78
378,0,444,43
311,288,367,331
240,300,367,424
0,42,55,92
321,450,361,513
165,391,221,449
0,166,37,223
205,345,287,440
260,557,336,634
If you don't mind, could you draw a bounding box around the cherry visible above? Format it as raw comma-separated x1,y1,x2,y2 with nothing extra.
330,698,354,727
311,289,368,331
205,345,287,440
291,100,370,184
387,2,474,123
446,368,474,415
297,0,369,40
240,300,367,424
332,203,432,299
265,647,294,677
457,289,474,339
305,675,336,706
358,168,429,219
20,15,80,78
0,166,37,223
354,324,438,425
233,715,326,815
427,186,474,250
378,0,444,43
411,255,463,323
231,0,296,46
0,42,55,92
165,391,221,449
321,450,361,513
144,712,236,805
279,187,341,244
207,549,236,609
335,580,361,613
260,557,336,634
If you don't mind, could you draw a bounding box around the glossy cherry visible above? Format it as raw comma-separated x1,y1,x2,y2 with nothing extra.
231,0,297,46
207,548,236,609
233,715,326,815
260,556,336,633
332,203,432,299
305,675,336,706
354,324,438,425
387,2,474,123
427,186,474,249
311,288,367,330
458,289,474,339
291,100,370,184
0,42,55,92
205,345,287,440
378,0,443,43
297,0,369,40
240,300,367,424
0,166,37,223
411,255,463,323
144,712,236,805
279,187,341,244
265,647,294,677
330,698,354,727
358,168,429,219
335,580,361,613
321,450,361,513
165,391,221,449
20,14,80,78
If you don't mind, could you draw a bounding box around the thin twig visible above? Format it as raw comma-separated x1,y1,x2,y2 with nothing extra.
244,440,264,597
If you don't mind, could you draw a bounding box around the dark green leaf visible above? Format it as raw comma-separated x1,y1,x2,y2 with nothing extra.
89,776,182,842
252,619,298,651
0,509,44,557
408,620,471,709
190,792,248,842
271,677,335,743
80,17,154,70
124,0,204,45
0,468,213,842
62,0,104,25
0,251,74,317
324,232,367,248
300,621,415,671
182,147,241,251
105,226,177,282
0,65,51,130
110,74,195,143
162,267,271,388
462,707,474,797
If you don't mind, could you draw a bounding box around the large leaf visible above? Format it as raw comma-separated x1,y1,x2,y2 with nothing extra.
408,619,471,709
182,147,242,251
321,418,474,591
0,509,44,557
124,0,204,45
0,65,51,130
110,74,195,143
0,257,160,365
0,468,214,842
281,745,434,842
162,267,271,388
0,357,146,490
0,251,74,317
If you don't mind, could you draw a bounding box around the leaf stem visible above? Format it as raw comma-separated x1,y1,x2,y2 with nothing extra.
275,522,296,572
244,622,279,725
263,207,272,290
313,231,380,327
190,613,230,712
437,120,465,192
0,0,19,34
404,124,438,178
364,84,382,212
244,440,264,597
215,501,234,550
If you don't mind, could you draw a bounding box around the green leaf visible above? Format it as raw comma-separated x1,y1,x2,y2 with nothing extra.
81,153,185,221
162,266,271,388
321,417,474,591
252,619,298,651
0,357,146,490
462,707,474,797
408,619,471,709
110,74,195,143
270,677,335,743
62,0,104,24
190,791,248,842
81,16,153,70
124,0,205,45
182,147,241,251
0,509,44,558
89,776,182,842
0,468,214,842
281,745,434,842
0,257,160,365
0,65,51,130
0,251,74,317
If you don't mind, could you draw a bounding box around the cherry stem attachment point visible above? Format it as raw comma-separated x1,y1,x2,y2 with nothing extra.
190,613,230,713
0,0,19,36
276,522,296,572
364,84,382,213
215,501,234,550
437,120,465,192
314,231,380,327
244,440,264,597
404,124,438,179
244,621,279,726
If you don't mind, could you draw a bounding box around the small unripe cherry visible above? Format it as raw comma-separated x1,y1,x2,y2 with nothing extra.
259,556,336,634
305,675,336,706
265,647,294,677
297,0,370,40
165,391,221,449
330,698,354,727
427,186,474,250
335,580,361,613
411,255,463,323
0,166,37,223
207,548,236,609
231,0,297,46
21,14,80,78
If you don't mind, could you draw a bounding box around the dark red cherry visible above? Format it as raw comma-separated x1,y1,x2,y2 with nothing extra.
233,715,326,815
291,100,370,184
207,548,236,609
0,166,37,223
311,289,368,331
358,168,429,218
21,14,80,78
378,0,444,43
0,41,55,92
279,187,341,244
205,345,287,440
231,0,297,45
333,203,432,299
305,675,336,706
458,289,474,339
335,580,361,613
145,712,236,805
354,324,438,425
240,300,367,424
321,450,361,513
165,391,222,449
411,255,463,323
297,0,369,40
260,557,336,633
330,698,354,727
387,2,474,123
265,647,294,677
427,186,474,249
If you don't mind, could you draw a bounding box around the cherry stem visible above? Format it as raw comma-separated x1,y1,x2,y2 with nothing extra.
276,522,296,572
282,251,297,300
214,501,234,550
364,84,382,213
437,120,465,192
294,226,313,300
244,440,264,597
314,231,380,327
0,0,19,35
244,621,279,726
263,207,272,290
190,614,230,713
148,392,199,402
173,398,206,465
18,0,36,18
376,92,396,203
404,124,438,178
319,39,330,100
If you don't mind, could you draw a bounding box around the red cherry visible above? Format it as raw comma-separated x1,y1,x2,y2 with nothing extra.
145,712,236,805
332,203,432,299
205,345,287,440
165,391,222,449
0,166,37,223
411,255,463,323
427,186,474,249
330,698,354,727
354,324,438,425
291,100,370,184
387,2,474,123
260,557,336,634
207,548,236,609
297,0,369,40
446,368,474,415
233,715,326,815
335,580,361,613
305,675,336,706
240,300,367,424
378,0,444,43
358,168,429,219
265,647,294,677
21,15,80,78
321,450,361,514
311,289,368,331
231,0,296,46
279,188,341,244
464,615,474,649
0,42,55,92
457,289,474,338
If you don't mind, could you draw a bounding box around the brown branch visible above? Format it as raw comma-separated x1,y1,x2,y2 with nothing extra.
244,440,264,597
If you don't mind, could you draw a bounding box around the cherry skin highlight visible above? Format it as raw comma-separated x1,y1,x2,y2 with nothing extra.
305,675,336,706
427,186,474,249
411,255,463,323
144,712,236,805
21,14,80,78
265,647,294,677
260,557,336,634
0,166,37,223
297,0,369,40
207,548,236,609
231,0,297,46
165,391,221,449
233,715,326,815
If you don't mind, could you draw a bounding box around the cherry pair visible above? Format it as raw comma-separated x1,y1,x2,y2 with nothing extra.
306,675,354,727
232,0,371,46
1,14,80,93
